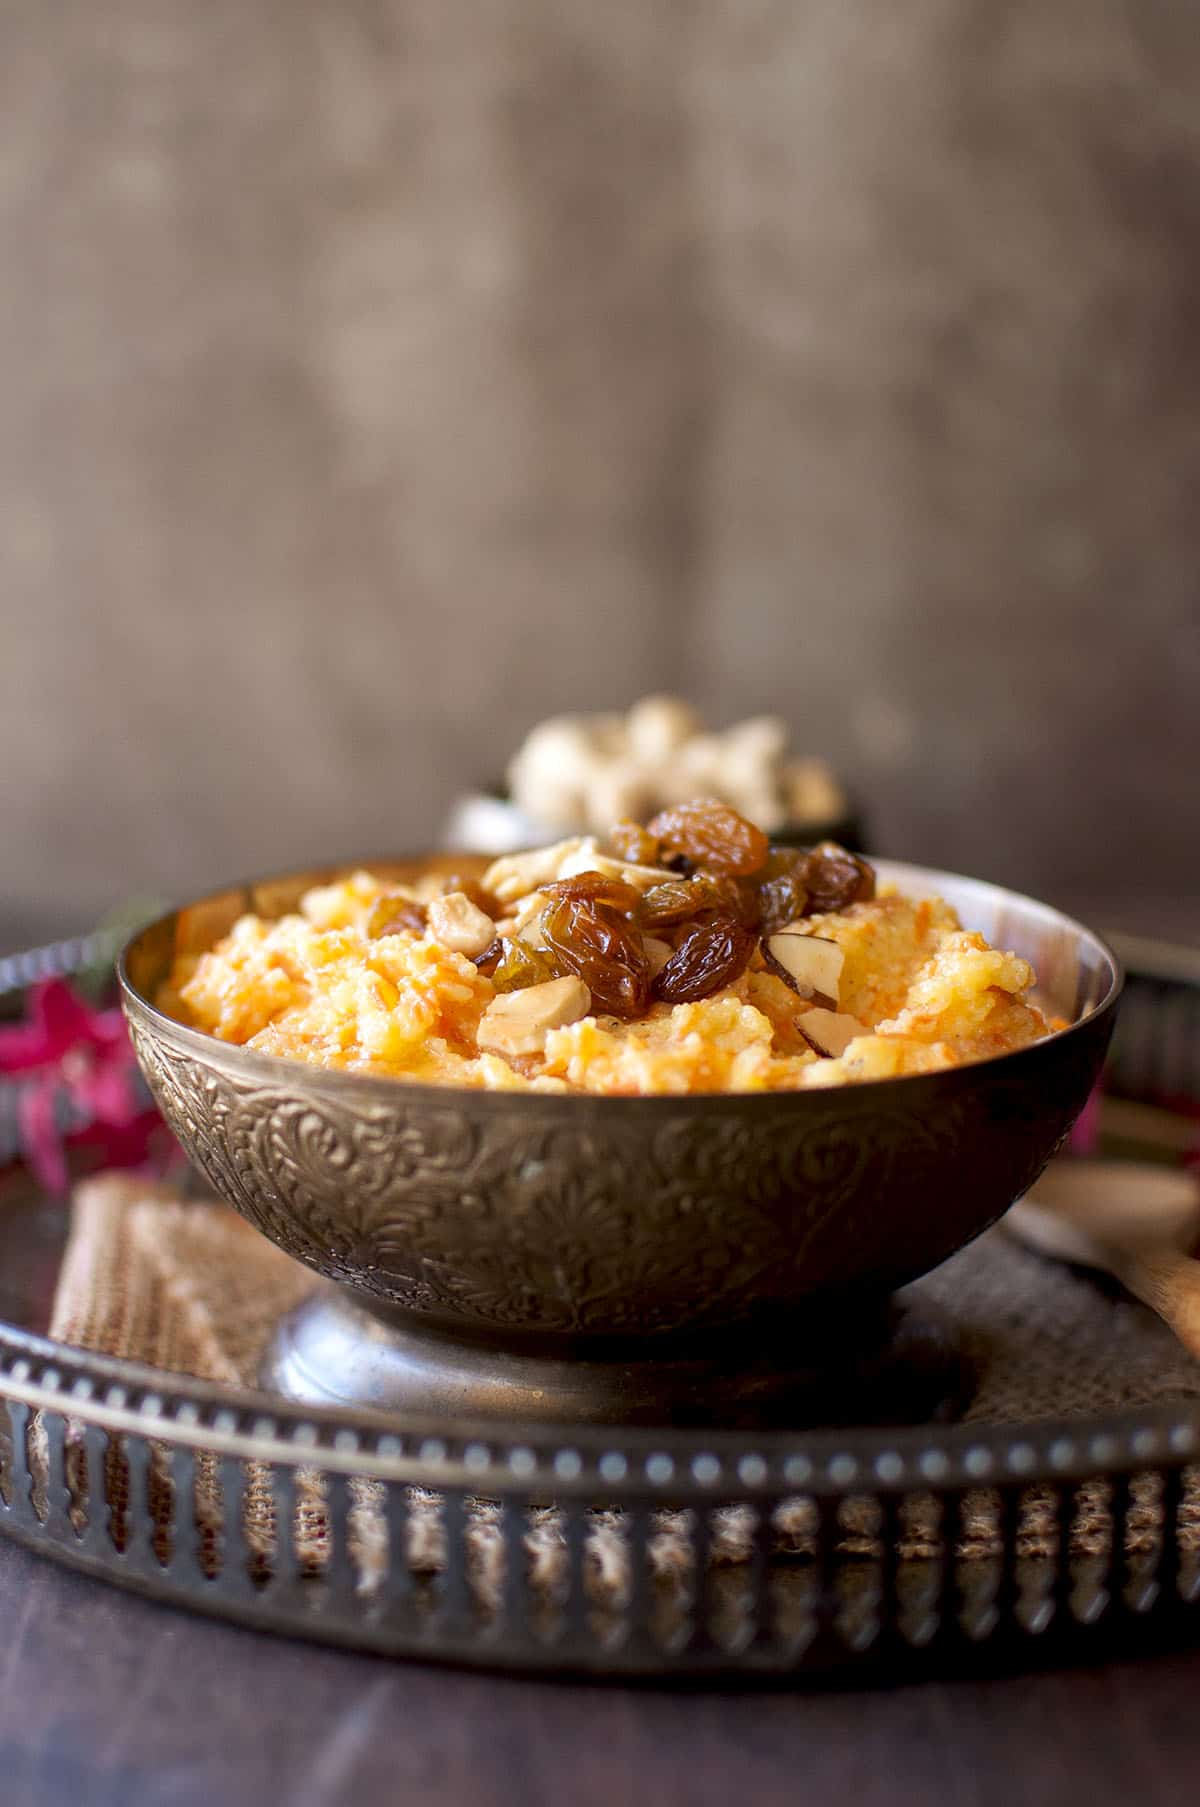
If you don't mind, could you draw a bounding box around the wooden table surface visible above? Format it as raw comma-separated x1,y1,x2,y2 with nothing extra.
2,1534,1198,1807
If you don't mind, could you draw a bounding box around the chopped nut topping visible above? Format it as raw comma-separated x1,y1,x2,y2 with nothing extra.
427,892,496,959
483,839,589,905
643,935,673,979
554,838,673,891
512,892,548,933
478,811,878,1032
798,1008,868,1058
516,904,549,950
477,975,591,1055
764,933,844,1008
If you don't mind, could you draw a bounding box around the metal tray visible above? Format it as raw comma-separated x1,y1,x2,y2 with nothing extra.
1,932,1198,1678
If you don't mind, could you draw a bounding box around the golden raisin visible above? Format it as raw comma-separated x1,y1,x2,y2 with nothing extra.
652,913,756,1004
490,938,558,992
701,874,762,929
755,849,811,935
636,880,707,929
367,894,427,938
637,874,760,932
608,820,661,865
646,801,769,877
803,845,875,914
541,873,641,914
542,896,650,1018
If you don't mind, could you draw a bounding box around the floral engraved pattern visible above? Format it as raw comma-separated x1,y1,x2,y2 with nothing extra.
124,1001,1114,1336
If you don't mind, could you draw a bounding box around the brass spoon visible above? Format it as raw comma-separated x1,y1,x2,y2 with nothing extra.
1006,1161,1200,1359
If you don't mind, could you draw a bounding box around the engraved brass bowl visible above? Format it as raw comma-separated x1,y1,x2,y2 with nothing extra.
119,859,1119,1422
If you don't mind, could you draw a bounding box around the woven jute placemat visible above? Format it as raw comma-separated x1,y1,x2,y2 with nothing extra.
37,1175,1200,1607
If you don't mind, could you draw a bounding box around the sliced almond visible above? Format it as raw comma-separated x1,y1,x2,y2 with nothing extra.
643,935,673,979
483,839,589,906
426,892,496,959
508,890,550,944
764,933,844,1008
516,905,549,950
513,890,546,927
555,838,674,891
477,976,591,1056
798,1008,868,1059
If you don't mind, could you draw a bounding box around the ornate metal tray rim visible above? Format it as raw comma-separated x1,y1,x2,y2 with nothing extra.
1,1315,1196,1498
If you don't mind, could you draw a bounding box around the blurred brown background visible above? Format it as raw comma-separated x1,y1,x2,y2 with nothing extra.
2,3,1198,946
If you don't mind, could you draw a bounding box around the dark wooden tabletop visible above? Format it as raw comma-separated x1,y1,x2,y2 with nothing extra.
2,1535,1198,1807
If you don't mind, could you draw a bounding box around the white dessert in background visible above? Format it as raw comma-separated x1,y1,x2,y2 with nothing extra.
505,696,847,837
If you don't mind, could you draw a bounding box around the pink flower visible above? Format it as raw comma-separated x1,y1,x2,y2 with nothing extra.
1,979,167,1193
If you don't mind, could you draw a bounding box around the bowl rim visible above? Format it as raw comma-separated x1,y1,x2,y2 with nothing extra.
118,853,1124,1112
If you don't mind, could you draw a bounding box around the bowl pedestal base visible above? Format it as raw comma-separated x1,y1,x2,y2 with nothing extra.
262,1287,970,1429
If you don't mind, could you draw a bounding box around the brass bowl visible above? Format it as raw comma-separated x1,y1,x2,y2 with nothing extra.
120,858,1119,1421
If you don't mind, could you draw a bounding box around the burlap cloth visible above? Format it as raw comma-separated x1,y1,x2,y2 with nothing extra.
40,1175,1200,1610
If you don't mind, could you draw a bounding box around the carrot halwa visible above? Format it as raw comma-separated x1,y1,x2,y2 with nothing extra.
160,807,1055,1096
